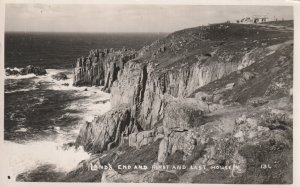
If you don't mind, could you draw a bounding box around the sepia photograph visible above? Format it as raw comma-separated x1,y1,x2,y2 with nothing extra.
0,0,297,185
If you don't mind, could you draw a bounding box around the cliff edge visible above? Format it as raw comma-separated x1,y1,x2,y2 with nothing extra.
66,21,293,183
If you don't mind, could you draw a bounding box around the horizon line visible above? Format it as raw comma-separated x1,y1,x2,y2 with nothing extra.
4,19,294,34
4,31,171,34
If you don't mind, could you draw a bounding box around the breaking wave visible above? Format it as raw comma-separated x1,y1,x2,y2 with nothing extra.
4,68,111,181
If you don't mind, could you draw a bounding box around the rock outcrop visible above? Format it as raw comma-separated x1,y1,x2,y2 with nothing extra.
51,72,68,80
6,65,47,76
73,48,136,92
70,21,293,183
75,105,133,153
163,99,206,130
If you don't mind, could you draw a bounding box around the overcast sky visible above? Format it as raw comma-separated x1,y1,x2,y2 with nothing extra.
5,4,293,33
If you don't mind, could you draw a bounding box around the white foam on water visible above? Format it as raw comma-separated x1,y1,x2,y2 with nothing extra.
5,67,37,79
5,73,37,80
14,128,28,133
4,68,112,181
6,67,22,71
43,69,112,120
3,140,90,181
5,87,38,94
28,68,82,91
66,86,111,122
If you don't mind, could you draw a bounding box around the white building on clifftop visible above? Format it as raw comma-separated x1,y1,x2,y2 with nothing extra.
239,15,268,24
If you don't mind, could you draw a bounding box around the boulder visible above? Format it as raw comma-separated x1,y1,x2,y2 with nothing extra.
163,100,205,130
242,71,255,81
51,72,68,80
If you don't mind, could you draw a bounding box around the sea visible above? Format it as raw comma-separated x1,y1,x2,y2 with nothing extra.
3,32,166,181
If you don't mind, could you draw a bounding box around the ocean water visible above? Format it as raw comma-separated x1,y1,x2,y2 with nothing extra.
4,32,165,181
5,32,166,69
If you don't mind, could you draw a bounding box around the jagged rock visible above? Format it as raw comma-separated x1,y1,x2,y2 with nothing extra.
163,100,205,130
73,30,272,130
73,34,268,131
5,69,19,76
51,72,68,80
75,105,132,153
20,65,47,75
69,22,293,183
73,48,136,89
6,65,47,76
158,120,226,164
111,62,165,130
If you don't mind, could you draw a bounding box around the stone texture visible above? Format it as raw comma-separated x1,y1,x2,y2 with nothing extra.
128,127,165,149
69,22,293,183
247,97,269,107
21,65,47,76
51,72,68,80
73,34,263,131
6,65,47,76
163,100,205,130
75,105,133,153
101,168,121,183
73,48,136,92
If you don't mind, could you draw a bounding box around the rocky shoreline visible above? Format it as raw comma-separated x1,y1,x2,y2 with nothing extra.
6,65,47,76
64,21,293,183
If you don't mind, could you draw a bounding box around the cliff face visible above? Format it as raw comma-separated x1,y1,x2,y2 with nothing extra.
74,23,292,131
73,48,137,92
75,105,132,153
71,21,293,183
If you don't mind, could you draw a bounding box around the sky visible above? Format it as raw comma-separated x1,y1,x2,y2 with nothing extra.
5,4,293,33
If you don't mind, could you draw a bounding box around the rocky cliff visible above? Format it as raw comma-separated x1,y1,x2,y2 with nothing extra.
69,21,293,183
73,48,137,92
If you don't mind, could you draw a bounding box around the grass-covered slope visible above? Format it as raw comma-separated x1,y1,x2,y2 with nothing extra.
64,21,293,183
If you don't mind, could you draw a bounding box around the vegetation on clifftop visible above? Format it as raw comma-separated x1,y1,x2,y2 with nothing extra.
63,20,294,183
